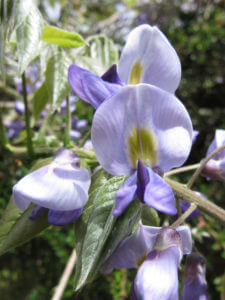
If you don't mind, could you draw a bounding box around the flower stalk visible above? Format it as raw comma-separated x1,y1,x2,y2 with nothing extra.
22,72,34,157
64,96,71,148
166,177,225,223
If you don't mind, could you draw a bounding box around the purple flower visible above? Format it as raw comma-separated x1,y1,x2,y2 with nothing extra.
101,225,192,300
202,130,225,181
180,200,201,220
14,100,25,115
182,253,210,300
68,25,181,108
13,149,91,226
6,120,25,139
91,84,193,216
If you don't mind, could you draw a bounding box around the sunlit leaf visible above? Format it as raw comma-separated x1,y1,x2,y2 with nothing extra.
16,4,44,75
45,51,71,112
42,25,85,49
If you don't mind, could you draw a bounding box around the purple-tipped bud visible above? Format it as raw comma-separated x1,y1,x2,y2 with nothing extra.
202,129,225,181
6,120,25,139
182,253,210,300
131,227,185,300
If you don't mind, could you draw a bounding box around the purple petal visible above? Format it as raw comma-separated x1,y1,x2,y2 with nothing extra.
13,149,91,211
206,129,225,159
118,24,181,93
133,246,180,300
176,225,192,255
192,130,199,144
101,224,161,273
70,129,81,139
143,167,177,215
91,84,193,176
101,64,123,85
136,159,149,203
68,64,121,109
48,208,82,226
30,206,48,220
113,172,137,217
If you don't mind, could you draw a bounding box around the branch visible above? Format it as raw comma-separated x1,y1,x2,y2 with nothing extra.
52,248,77,300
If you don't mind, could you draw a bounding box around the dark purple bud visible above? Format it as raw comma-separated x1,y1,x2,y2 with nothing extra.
136,159,150,203
101,64,123,85
182,253,210,300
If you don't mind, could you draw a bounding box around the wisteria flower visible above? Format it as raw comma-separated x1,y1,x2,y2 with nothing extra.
91,84,193,216
101,224,192,300
68,24,181,109
13,149,91,226
182,253,209,300
202,129,225,181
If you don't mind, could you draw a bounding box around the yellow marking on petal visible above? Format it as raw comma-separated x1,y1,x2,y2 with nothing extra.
129,61,143,84
127,127,157,168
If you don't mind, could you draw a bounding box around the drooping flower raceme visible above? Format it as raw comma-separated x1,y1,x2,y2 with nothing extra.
182,253,209,300
68,24,182,109
91,84,193,216
101,224,192,300
13,149,91,226
202,129,225,181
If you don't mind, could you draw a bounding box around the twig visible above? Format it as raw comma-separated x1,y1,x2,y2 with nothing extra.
171,203,197,229
165,163,200,177
165,177,225,223
52,248,77,300
187,144,225,188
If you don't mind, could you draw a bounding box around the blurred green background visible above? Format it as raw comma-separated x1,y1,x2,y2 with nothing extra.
0,0,225,299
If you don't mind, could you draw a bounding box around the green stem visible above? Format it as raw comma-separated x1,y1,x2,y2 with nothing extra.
64,96,71,148
22,72,34,157
187,144,225,188
0,104,7,148
171,203,197,229
165,177,225,223
175,197,182,217
165,163,200,177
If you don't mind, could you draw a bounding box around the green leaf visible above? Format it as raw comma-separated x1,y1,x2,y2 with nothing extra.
16,4,44,75
74,170,125,291
0,199,49,256
45,51,71,112
141,205,160,226
75,35,118,75
42,25,85,49
91,197,141,279
32,83,49,120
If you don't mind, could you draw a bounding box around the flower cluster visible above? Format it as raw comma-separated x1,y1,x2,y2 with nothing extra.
12,24,214,298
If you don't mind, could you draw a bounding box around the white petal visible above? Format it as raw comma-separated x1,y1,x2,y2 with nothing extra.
91,84,193,175
118,24,181,93
13,164,90,211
